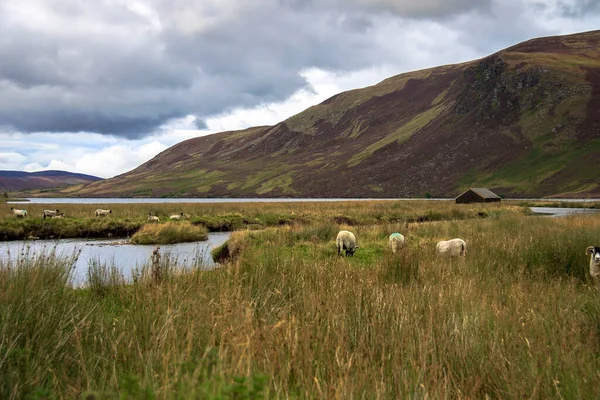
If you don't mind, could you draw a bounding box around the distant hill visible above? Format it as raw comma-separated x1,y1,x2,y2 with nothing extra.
0,170,103,192
69,30,600,198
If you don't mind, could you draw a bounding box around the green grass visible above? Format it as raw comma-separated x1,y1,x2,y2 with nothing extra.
2,200,522,240
2,202,600,397
0,216,143,241
130,222,208,244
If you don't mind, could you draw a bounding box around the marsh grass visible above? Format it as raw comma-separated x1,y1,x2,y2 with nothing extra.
520,200,600,209
130,222,209,244
2,200,523,240
87,257,126,297
0,216,143,240
2,203,600,398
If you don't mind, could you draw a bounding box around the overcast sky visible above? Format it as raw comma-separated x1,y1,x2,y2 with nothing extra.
1,0,599,178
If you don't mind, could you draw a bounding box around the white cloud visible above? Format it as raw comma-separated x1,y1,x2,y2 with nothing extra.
0,152,27,169
23,162,44,172
41,141,170,178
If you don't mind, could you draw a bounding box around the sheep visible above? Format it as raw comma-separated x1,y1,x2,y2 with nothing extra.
586,246,600,279
95,209,112,217
169,212,185,221
42,209,60,219
389,232,405,254
10,207,28,218
148,213,160,222
436,238,467,257
51,213,65,219
336,230,358,256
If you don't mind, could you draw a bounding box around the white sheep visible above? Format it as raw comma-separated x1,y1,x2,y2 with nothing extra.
42,209,60,219
336,230,358,256
586,246,600,279
389,232,405,254
10,207,28,218
95,209,112,217
51,213,65,219
148,213,160,222
436,238,467,257
169,212,185,220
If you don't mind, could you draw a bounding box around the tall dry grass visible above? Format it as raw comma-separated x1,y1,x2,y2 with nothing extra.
130,221,208,244
1,207,600,398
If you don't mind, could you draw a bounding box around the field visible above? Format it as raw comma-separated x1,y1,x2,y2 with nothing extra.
1,201,520,241
1,201,600,398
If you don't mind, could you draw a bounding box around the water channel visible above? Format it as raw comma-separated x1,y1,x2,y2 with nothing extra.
529,207,600,217
0,232,230,285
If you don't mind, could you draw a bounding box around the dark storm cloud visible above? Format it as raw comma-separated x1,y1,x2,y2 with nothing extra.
194,118,208,130
279,0,491,18
0,0,387,137
557,0,600,17
0,0,594,138
349,0,493,19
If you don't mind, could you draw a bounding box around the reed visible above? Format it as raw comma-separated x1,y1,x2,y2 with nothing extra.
1,203,600,398
1,200,522,240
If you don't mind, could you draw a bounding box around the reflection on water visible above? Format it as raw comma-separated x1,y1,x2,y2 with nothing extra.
0,232,230,284
530,207,599,217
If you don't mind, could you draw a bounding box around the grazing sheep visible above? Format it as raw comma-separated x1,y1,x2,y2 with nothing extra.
51,213,65,219
436,238,467,257
10,207,28,218
95,209,112,217
586,246,600,279
336,230,358,256
148,213,160,222
169,212,185,220
389,232,405,254
42,209,60,219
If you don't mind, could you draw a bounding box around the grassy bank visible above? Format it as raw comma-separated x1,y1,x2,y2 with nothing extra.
1,200,523,240
0,216,143,241
1,204,600,398
131,221,208,244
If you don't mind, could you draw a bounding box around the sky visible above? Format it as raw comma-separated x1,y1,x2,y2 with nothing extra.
1,0,599,178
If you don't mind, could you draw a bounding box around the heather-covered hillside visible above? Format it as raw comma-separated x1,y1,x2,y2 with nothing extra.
0,170,102,193
69,30,600,198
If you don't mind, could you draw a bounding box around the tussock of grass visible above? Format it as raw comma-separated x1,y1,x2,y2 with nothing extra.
130,221,208,244
211,231,249,263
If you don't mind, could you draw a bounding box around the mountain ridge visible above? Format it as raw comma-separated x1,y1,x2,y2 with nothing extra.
0,170,103,192
66,29,600,198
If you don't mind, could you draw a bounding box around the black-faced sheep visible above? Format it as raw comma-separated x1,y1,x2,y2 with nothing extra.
586,246,600,279
169,212,185,220
148,213,160,222
336,230,358,256
42,209,60,219
436,238,467,257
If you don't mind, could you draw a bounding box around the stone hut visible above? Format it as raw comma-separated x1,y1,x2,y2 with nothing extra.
455,188,501,204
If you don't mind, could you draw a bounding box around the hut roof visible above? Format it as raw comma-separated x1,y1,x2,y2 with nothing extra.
458,188,501,199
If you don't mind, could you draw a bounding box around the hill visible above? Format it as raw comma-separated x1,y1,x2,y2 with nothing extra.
69,30,600,198
0,170,103,192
